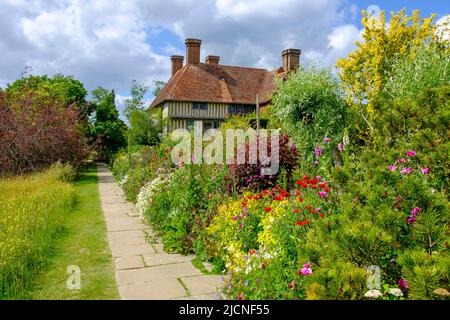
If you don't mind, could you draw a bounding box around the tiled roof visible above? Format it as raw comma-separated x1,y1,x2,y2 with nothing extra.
149,63,284,108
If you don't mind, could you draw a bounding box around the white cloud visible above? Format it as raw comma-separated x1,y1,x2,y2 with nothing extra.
0,0,365,102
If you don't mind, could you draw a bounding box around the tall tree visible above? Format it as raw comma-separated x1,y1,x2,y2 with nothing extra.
90,87,127,161
124,80,162,146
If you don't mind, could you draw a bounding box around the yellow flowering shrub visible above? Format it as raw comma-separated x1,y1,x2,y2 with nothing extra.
336,9,447,130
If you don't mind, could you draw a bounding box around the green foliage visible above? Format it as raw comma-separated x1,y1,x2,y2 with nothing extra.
123,80,163,147
152,80,166,97
0,163,75,298
6,74,90,118
89,87,127,161
271,65,349,172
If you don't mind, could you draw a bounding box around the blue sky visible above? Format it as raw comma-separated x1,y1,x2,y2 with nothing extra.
0,0,447,119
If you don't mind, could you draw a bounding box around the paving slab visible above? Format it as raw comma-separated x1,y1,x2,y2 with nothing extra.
97,163,223,300
143,253,194,266
116,262,202,285
115,255,145,270
119,280,186,300
180,275,223,296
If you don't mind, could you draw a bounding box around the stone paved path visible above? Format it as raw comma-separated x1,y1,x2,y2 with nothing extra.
97,163,224,300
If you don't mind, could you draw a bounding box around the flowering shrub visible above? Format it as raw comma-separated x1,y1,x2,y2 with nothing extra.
136,170,173,217
207,175,337,299
227,134,299,193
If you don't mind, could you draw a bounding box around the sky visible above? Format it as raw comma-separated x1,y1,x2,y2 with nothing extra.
0,0,448,118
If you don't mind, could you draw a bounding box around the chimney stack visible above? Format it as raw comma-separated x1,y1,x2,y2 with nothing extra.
282,49,301,73
171,55,184,76
205,55,220,65
185,38,202,65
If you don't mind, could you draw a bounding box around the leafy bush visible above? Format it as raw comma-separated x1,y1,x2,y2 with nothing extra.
0,164,75,298
227,133,299,193
142,164,228,255
271,65,348,172
0,89,89,176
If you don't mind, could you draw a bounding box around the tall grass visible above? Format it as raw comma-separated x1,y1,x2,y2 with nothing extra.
0,163,75,299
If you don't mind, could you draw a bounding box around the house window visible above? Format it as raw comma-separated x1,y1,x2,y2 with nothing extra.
228,104,255,115
192,102,208,111
186,120,195,131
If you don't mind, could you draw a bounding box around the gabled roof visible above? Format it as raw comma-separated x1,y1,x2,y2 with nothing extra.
149,63,284,108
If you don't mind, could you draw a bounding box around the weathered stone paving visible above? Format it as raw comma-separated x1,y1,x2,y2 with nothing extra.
97,163,224,300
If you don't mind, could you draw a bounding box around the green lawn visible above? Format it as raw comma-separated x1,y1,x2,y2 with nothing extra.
25,165,119,299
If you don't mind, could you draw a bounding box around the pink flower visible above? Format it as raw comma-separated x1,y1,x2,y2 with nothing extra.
406,150,416,157
398,278,409,290
300,267,312,276
318,191,328,198
315,146,322,158
397,158,407,163
421,167,430,174
303,262,311,268
400,167,412,174
411,207,422,216
324,137,331,143
389,165,396,171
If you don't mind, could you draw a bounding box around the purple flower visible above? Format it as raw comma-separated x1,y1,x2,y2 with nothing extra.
316,176,323,181
318,191,328,198
398,278,409,290
316,207,321,213
389,165,396,171
337,143,344,152
400,167,412,174
406,216,416,224
323,137,331,143
314,160,319,166
421,167,430,174
406,150,416,157
232,216,238,221
315,146,323,158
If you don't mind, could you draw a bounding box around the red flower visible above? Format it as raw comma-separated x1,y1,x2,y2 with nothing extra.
241,202,247,207
319,214,325,218
293,209,302,213
297,197,304,202
324,187,331,192
295,180,302,185
303,175,309,180
288,281,295,289
274,195,284,201
295,190,301,196
264,207,272,212
319,182,327,188
306,205,312,210
311,209,317,214
260,262,266,269
248,249,256,254
311,185,318,189
273,186,280,190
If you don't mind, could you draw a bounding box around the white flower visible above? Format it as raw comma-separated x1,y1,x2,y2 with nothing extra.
388,288,403,297
135,172,172,218
364,289,383,299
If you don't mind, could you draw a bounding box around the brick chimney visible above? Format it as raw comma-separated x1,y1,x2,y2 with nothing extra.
282,49,301,73
185,38,202,65
205,55,220,65
170,55,184,76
